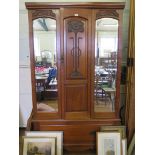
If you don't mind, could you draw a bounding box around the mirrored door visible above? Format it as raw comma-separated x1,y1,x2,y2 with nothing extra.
92,9,122,118
33,17,58,112
94,18,118,112
29,9,61,117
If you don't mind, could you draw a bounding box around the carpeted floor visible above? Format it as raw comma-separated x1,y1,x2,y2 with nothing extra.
94,98,113,112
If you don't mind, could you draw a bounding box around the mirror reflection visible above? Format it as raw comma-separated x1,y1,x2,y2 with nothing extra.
94,18,118,112
33,18,58,112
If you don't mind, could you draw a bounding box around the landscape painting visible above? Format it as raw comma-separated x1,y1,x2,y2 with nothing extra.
23,137,55,155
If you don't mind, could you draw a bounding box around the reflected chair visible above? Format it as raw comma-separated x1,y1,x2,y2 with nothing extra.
94,75,104,104
101,86,111,105
94,74,111,105
44,78,58,100
36,79,46,101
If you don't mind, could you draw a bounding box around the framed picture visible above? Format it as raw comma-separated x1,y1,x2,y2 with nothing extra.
122,139,127,155
23,136,55,155
100,125,126,139
97,132,121,155
25,131,63,155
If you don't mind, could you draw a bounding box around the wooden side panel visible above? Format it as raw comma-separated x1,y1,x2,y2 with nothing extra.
65,85,87,112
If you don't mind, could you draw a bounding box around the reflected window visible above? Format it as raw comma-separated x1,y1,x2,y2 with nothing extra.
100,38,117,53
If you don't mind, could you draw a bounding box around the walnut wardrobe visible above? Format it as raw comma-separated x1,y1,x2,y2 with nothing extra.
26,2,125,151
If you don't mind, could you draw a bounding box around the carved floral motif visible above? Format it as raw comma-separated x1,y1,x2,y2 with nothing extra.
32,10,56,19
68,20,84,33
67,20,84,78
96,10,119,20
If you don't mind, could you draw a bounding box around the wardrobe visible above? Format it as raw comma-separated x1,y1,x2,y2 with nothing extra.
26,2,125,151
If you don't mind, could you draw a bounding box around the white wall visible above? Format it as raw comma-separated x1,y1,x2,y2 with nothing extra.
19,0,129,127
19,3,32,127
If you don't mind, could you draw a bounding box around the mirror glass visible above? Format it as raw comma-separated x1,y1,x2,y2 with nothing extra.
33,18,58,112
94,18,118,112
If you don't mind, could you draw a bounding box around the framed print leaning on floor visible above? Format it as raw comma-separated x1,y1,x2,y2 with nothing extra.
25,131,63,155
23,136,55,155
97,132,121,155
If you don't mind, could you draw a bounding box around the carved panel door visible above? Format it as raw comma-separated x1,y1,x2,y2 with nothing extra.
61,9,92,119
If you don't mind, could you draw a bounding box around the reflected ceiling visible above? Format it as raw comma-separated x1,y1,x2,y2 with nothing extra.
96,18,118,31
33,18,56,31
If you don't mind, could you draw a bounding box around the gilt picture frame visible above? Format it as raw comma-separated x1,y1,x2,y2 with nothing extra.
100,125,126,139
23,136,55,155
25,131,63,155
97,132,121,155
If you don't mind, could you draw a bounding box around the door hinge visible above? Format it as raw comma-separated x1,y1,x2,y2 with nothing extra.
127,58,134,67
